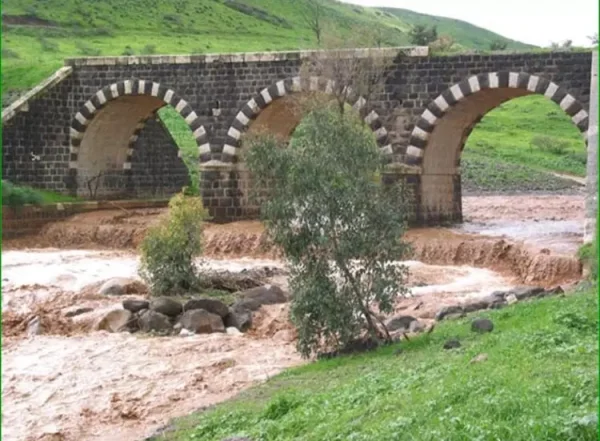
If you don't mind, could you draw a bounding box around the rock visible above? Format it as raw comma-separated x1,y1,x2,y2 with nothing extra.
443,338,461,350
150,297,183,317
386,315,417,332
470,353,488,364
95,309,133,332
226,326,242,335
233,285,288,312
546,286,564,296
508,286,545,301
479,291,507,309
463,299,490,313
179,309,225,334
179,328,194,337
409,320,425,333
224,309,252,332
184,298,229,318
122,299,150,314
506,294,518,305
435,305,465,321
64,307,94,318
138,310,173,334
27,316,41,336
471,318,494,333
99,277,146,296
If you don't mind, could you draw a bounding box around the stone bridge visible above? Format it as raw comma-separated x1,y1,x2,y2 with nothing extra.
2,47,597,234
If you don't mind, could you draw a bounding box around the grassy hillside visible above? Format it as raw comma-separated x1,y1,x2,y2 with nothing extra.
153,288,598,441
1,0,532,95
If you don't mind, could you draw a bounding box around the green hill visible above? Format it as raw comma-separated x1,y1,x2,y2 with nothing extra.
1,0,533,96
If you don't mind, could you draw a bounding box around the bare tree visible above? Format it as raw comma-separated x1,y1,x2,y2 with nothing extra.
298,35,395,117
588,33,598,46
299,0,324,45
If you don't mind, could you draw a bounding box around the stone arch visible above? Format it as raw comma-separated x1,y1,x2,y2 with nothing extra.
68,80,207,194
222,76,391,161
405,71,589,168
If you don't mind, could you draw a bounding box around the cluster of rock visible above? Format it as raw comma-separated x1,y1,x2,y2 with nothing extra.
434,285,563,321
96,284,288,336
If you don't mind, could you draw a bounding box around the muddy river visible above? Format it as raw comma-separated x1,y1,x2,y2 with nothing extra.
1,194,586,441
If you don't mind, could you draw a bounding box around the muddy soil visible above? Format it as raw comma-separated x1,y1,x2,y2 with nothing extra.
1,194,586,441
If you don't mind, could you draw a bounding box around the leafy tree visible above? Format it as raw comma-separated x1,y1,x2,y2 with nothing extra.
408,24,437,46
139,193,209,295
489,40,508,51
244,106,410,358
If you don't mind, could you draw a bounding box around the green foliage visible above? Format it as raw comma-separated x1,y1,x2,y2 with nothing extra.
408,24,438,45
75,41,101,56
139,193,209,296
141,44,157,55
531,135,570,155
245,107,410,358
121,45,135,56
490,39,508,50
2,180,43,208
38,36,58,52
578,240,598,280
2,48,20,59
156,288,598,441
461,153,579,193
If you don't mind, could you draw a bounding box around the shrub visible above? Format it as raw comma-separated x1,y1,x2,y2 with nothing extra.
139,193,209,295
245,107,410,358
38,37,59,52
531,135,569,155
142,44,157,55
2,48,20,59
578,240,598,281
2,181,43,209
75,42,101,56
121,45,135,56
489,40,508,51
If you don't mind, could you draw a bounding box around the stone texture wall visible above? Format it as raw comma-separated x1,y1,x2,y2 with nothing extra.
1,48,593,225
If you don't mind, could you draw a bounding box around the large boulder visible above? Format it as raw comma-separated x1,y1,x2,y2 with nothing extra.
385,315,417,332
184,298,229,318
233,285,288,312
435,305,465,321
508,286,545,301
95,309,132,332
99,278,147,296
122,299,150,314
150,297,183,317
138,310,173,334
471,318,494,333
179,309,225,334
224,309,252,332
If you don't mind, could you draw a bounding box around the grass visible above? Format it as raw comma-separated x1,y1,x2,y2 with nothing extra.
463,95,588,177
1,0,532,95
150,288,598,441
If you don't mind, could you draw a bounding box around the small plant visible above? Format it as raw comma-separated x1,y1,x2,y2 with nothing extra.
75,42,101,56
139,193,209,295
142,44,157,55
489,40,508,51
2,48,20,59
38,37,59,52
2,180,43,209
531,135,569,155
121,45,135,56
578,239,598,280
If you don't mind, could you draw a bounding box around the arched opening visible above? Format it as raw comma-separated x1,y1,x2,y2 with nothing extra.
69,81,206,199
407,73,588,226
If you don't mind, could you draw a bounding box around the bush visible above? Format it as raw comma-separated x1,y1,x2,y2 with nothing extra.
489,40,508,50
578,240,598,281
2,181,43,209
139,193,209,295
245,106,410,358
38,37,59,52
75,42,101,56
142,44,157,55
121,45,135,56
2,48,20,59
531,135,569,155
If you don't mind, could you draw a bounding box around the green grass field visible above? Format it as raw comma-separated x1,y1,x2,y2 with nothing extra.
1,0,531,95
151,287,598,441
